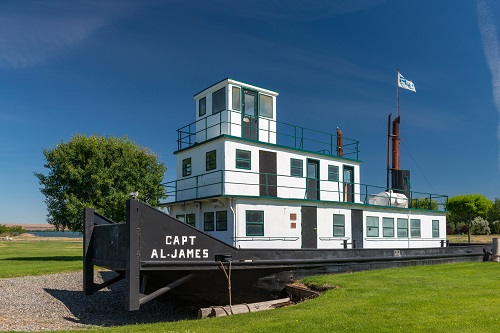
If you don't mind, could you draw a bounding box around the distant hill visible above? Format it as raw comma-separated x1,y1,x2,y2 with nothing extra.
2,223,56,231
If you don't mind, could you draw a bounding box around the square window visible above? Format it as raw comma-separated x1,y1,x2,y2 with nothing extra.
383,217,394,237
216,210,228,231
290,158,303,177
206,150,216,171
333,214,345,237
290,213,297,221
186,214,196,227
232,87,241,111
246,210,264,236
397,218,408,238
204,212,214,231
366,216,379,237
410,219,421,238
260,94,273,118
176,214,185,222
328,165,339,182
199,97,206,117
236,149,251,169
182,158,192,177
212,87,226,114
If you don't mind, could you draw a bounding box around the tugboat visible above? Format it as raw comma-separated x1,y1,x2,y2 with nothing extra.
83,78,485,311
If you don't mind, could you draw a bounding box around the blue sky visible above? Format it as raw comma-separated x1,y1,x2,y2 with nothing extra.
1,0,499,224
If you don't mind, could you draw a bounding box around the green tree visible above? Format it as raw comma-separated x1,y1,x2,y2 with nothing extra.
447,194,493,243
35,134,167,231
411,197,438,210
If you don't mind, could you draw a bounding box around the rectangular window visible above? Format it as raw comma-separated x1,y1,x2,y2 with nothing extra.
216,211,228,231
199,97,206,117
410,219,421,238
366,216,379,237
260,94,273,118
206,150,216,171
182,158,192,177
232,87,240,111
204,212,214,231
328,165,339,181
397,218,408,238
212,87,225,114
186,214,195,227
290,158,303,177
383,217,394,237
176,214,185,222
333,214,345,237
246,210,264,236
432,220,439,238
236,149,251,169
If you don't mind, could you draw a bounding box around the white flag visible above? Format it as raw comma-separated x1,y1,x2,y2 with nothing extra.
398,72,416,92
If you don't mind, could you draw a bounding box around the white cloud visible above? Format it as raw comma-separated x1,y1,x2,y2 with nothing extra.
0,0,136,69
477,0,500,171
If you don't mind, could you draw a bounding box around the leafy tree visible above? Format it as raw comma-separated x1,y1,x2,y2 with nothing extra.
411,197,438,210
447,194,493,243
35,134,167,231
470,217,491,235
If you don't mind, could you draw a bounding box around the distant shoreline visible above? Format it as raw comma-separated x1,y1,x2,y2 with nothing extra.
1,223,58,231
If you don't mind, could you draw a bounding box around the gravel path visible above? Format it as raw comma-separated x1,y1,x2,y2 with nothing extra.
0,271,196,332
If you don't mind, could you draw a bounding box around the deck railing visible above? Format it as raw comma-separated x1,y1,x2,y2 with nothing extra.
176,109,360,160
160,169,448,211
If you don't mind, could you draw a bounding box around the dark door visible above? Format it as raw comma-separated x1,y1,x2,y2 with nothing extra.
301,206,317,248
351,209,363,249
242,89,258,140
259,150,277,197
343,165,354,202
307,159,320,200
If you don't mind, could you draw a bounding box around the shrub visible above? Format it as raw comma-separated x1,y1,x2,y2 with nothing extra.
489,220,500,234
446,224,454,235
0,224,26,236
470,217,490,235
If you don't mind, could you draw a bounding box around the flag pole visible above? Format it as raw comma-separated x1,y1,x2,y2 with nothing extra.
397,68,400,117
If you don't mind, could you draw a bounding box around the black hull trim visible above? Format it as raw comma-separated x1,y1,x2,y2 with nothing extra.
83,200,487,310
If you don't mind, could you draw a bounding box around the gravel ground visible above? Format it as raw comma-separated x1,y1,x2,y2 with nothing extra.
0,271,196,332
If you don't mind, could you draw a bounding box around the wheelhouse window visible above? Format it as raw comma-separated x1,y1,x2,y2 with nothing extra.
328,165,339,181
383,217,394,237
204,212,214,231
182,158,192,177
366,216,379,237
290,158,303,177
176,214,185,222
410,219,421,238
432,220,439,238
206,150,216,171
260,94,273,118
232,87,241,111
236,149,251,169
216,211,228,231
246,210,264,236
397,218,408,238
212,87,226,114
199,97,206,117
333,214,345,237
186,214,195,227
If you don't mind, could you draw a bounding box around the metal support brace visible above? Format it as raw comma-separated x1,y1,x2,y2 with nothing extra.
139,274,196,305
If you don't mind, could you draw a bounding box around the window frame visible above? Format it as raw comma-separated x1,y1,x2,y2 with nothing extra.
199,97,206,117
410,219,421,238
366,216,379,237
204,212,215,231
290,158,303,177
182,158,192,177
232,86,241,111
328,165,340,182
382,217,395,237
206,150,216,171
246,210,264,236
212,87,226,114
216,210,228,231
397,218,408,238
236,149,251,170
333,214,345,237
259,94,273,118
432,220,439,238
186,213,196,228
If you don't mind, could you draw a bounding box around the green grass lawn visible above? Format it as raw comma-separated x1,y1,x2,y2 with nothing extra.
0,240,82,277
1,240,500,332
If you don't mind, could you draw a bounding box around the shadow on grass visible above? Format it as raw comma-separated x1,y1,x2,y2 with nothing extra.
4,256,82,261
44,271,196,327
